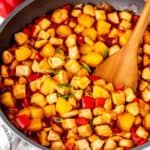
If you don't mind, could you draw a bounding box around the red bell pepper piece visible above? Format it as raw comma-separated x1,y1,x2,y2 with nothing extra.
34,53,42,61
23,27,32,37
82,96,95,109
137,139,148,146
77,35,85,46
95,98,106,107
76,117,89,125
66,143,75,150
23,98,29,107
16,115,30,129
115,84,124,91
88,75,100,82
133,98,140,103
113,127,121,134
27,73,41,82
131,128,142,144
63,4,72,12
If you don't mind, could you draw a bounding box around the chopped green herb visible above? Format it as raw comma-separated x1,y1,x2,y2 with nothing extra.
58,93,74,99
82,63,92,73
103,50,109,58
58,83,71,88
53,117,63,123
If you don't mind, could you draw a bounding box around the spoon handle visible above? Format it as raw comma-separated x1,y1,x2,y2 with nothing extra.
127,0,150,54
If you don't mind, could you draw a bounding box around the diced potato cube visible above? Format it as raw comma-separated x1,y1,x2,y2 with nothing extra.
34,40,48,49
79,109,92,119
95,10,106,20
13,84,26,99
68,96,77,108
56,25,72,37
142,67,150,80
82,28,97,41
38,30,50,40
97,20,111,35
112,91,125,105
104,98,113,110
143,44,150,55
61,110,79,118
53,70,69,84
82,52,103,67
91,139,104,150
51,9,68,24
135,116,142,126
136,126,149,139
139,80,148,91
65,59,81,74
39,59,51,72
0,92,15,107
40,43,55,58
72,9,82,17
28,119,42,131
119,139,133,147
51,141,65,150
2,51,14,64
126,102,139,116
113,105,125,114
48,56,64,69
69,46,80,59
18,108,30,116
15,46,31,61
65,34,77,48
117,112,135,131
88,134,99,143
44,105,56,118
144,114,150,129
143,55,150,67
37,18,51,30
4,78,14,86
93,107,104,116
56,97,72,115
119,11,132,21
108,12,119,24
31,93,47,107
71,76,90,90
95,125,112,137
41,77,57,95
144,31,150,44
93,116,105,125
124,88,136,102
50,37,63,45
56,86,70,95
48,129,60,141
39,131,50,146
109,28,119,38
74,24,85,34
15,32,28,45
73,90,83,100
93,41,109,56
119,20,131,30
79,44,93,54
51,124,63,134
16,65,31,77
78,14,95,28
93,85,109,98
76,139,90,150
84,36,94,46
83,4,95,16
142,88,150,102
30,106,44,119
30,77,43,92
78,124,92,137
1,65,8,77
109,45,120,56
104,139,117,150
46,93,57,104
62,119,76,129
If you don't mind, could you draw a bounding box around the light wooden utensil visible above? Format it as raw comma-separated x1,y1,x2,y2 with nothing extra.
94,0,150,91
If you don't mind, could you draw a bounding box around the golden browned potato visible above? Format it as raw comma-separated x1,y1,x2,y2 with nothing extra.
28,119,42,131
0,92,15,108
14,32,28,45
95,125,112,137
13,84,26,99
31,93,47,107
30,106,44,119
39,131,50,146
78,124,92,137
2,51,14,64
117,112,135,131
44,105,56,118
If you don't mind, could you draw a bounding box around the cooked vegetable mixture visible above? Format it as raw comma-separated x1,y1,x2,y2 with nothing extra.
0,3,150,150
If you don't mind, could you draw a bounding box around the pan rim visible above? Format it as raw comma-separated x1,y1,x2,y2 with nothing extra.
0,0,149,150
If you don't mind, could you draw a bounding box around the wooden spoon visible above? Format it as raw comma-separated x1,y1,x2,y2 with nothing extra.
94,0,150,91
